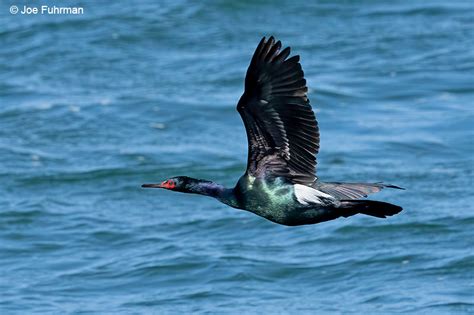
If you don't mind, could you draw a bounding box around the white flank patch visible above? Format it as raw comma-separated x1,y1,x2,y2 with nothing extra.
294,184,334,206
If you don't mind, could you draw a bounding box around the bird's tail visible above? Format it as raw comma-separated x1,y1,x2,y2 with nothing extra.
338,200,403,219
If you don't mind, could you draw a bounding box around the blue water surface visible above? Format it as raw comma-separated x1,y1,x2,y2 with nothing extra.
1,0,473,313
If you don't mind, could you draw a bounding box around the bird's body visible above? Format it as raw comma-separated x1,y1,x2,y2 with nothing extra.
143,36,404,226
235,175,298,224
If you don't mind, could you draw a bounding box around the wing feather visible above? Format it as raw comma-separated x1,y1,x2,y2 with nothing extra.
237,37,320,185
316,182,404,200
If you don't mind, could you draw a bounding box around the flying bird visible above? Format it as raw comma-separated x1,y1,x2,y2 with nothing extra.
143,36,403,226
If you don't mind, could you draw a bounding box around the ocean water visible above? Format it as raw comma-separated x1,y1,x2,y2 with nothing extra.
1,0,473,313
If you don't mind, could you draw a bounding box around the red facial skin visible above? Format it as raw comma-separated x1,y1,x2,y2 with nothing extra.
160,180,176,189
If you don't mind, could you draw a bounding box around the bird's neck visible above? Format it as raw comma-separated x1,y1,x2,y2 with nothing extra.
186,179,238,208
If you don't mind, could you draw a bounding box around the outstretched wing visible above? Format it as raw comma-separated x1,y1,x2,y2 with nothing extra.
316,182,405,200
237,36,320,185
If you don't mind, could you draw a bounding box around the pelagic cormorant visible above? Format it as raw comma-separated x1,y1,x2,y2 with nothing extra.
143,36,403,226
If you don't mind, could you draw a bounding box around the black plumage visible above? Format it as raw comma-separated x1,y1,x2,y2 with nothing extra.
143,36,404,226
237,36,319,186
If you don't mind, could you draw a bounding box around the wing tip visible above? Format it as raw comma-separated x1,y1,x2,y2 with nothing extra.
256,35,292,63
385,184,405,190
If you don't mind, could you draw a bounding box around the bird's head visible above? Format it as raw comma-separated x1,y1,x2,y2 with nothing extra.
142,176,190,192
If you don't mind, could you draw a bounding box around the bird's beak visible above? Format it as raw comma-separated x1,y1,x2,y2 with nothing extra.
141,183,163,188
142,180,176,189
